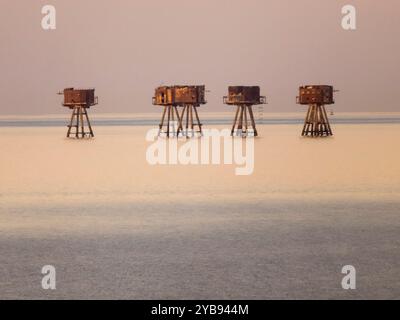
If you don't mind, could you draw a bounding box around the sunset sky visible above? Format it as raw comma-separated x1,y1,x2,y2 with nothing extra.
0,0,399,115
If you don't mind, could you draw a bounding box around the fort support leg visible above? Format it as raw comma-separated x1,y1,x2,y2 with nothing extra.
190,105,195,138
321,105,333,136
237,106,244,136
158,106,167,136
318,106,325,136
159,106,183,138
243,106,248,137
67,108,76,138
173,105,203,139
308,106,314,136
302,106,311,136
179,106,184,136
231,106,240,136
247,105,258,137
317,106,321,135
185,105,190,138
302,104,333,137
84,108,94,137
312,105,318,137
66,106,94,139
187,106,191,137
79,107,85,138
166,106,171,138
314,105,320,136
178,105,189,138
75,107,80,139
171,105,176,137
309,105,316,137
174,106,183,137
305,108,311,136
193,106,203,136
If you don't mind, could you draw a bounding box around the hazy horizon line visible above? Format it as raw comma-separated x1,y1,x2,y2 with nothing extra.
1,111,400,119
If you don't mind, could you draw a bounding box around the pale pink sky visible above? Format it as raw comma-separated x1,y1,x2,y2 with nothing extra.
0,0,399,115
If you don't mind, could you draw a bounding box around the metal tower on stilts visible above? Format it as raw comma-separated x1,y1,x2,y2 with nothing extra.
223,86,266,137
153,85,206,138
58,88,98,139
297,85,337,137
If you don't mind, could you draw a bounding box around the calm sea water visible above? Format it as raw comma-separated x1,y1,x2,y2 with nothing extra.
1,120,399,299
